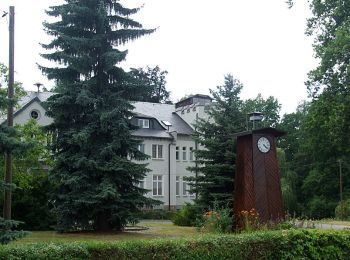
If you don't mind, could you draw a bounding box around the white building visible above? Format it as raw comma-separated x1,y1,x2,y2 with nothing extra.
1,91,212,209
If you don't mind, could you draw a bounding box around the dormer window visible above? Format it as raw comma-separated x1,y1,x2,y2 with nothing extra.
138,119,149,128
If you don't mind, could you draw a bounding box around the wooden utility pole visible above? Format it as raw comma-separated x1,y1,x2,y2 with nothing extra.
339,159,343,203
3,6,15,220
338,159,344,220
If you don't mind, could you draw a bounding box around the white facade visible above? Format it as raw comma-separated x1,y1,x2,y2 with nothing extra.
135,135,197,209
13,101,53,126
3,92,212,209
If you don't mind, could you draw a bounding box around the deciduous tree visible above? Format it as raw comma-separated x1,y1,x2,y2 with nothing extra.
129,66,171,103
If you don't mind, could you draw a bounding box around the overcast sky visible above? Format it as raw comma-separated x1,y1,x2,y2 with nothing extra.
0,0,317,114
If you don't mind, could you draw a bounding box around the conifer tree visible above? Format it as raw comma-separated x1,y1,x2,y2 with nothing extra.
188,75,246,210
40,0,155,231
0,63,28,243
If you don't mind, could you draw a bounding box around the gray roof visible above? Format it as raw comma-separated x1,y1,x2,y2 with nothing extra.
132,129,173,139
1,91,194,139
133,102,194,137
17,91,54,107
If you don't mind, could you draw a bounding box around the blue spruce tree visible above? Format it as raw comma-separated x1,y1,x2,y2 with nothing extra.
41,0,156,231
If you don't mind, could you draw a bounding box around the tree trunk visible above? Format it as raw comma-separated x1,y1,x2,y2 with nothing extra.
96,211,112,232
95,211,122,232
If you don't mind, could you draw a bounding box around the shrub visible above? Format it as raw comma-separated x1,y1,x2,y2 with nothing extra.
136,209,175,220
236,208,260,232
199,207,232,233
0,218,28,245
0,230,350,259
172,203,201,226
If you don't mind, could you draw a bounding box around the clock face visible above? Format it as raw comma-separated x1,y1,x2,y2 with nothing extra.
257,137,271,153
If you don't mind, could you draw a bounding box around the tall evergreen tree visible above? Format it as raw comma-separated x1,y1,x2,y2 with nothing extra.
40,1,156,231
188,75,246,210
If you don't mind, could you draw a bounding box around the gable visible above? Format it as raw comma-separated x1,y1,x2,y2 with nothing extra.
13,99,53,126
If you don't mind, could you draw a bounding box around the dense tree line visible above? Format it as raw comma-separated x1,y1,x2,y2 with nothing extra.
277,0,350,218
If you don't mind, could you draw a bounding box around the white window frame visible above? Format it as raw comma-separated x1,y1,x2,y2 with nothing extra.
138,118,150,128
176,146,180,161
189,147,194,161
152,144,163,159
152,175,163,196
182,147,187,161
176,176,180,196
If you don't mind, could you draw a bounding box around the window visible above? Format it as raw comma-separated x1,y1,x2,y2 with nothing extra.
153,175,163,196
138,119,149,128
176,146,179,160
152,144,163,159
138,144,145,153
176,176,180,196
182,147,187,161
182,180,188,196
30,110,40,120
183,179,194,196
189,147,194,161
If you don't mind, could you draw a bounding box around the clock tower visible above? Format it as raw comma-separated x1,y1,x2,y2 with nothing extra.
234,127,285,225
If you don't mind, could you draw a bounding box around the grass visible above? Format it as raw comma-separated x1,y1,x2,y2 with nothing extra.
14,219,350,245
15,220,198,244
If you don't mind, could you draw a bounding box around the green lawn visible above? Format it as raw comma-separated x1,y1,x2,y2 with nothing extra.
15,220,198,244
15,219,350,245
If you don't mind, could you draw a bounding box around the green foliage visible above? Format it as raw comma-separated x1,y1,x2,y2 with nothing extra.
136,209,175,220
0,218,28,245
129,66,171,103
0,63,29,155
199,206,233,233
277,101,309,162
277,149,298,214
0,63,31,243
335,199,350,221
188,75,282,214
40,0,157,231
0,120,54,230
242,93,281,128
188,75,246,210
277,1,350,220
0,230,350,259
297,0,350,217
306,0,350,96
172,203,201,227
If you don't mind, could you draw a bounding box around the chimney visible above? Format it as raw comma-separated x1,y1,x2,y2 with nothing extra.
34,82,43,94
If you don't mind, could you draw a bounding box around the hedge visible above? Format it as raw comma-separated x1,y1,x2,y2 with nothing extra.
0,229,349,259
